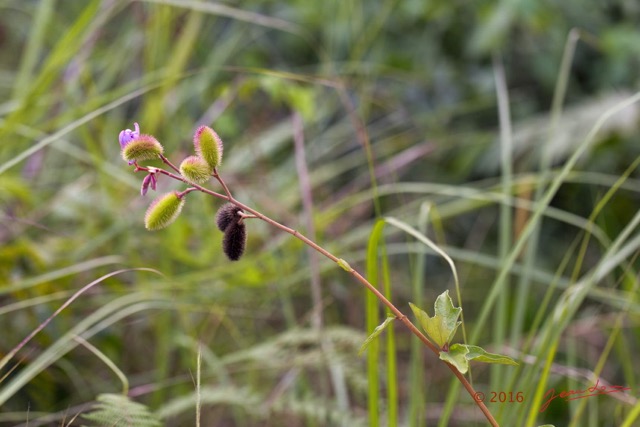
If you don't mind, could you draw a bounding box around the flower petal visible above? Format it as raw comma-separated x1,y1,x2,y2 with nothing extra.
141,174,152,196
118,122,142,148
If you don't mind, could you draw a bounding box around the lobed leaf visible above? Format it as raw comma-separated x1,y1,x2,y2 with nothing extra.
409,290,461,348
440,343,518,374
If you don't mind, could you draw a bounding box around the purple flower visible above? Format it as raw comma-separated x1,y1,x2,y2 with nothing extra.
119,122,140,149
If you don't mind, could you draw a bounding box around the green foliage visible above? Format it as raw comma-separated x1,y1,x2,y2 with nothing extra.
410,291,517,374
82,393,161,427
409,291,461,349
440,344,518,375
358,315,395,356
1,1,640,426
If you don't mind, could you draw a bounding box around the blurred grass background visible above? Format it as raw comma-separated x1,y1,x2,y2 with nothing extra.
1,0,639,426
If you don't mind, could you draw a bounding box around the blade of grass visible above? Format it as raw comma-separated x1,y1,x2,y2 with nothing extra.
294,111,349,410
0,293,170,405
524,194,640,425
383,217,462,316
473,88,640,356
492,51,513,393
510,29,581,350
196,344,202,427
0,82,165,176
408,202,430,426
0,268,161,373
0,256,122,295
73,335,129,395
12,0,54,97
365,219,386,427
0,0,102,145
444,88,640,426
141,0,304,35
381,241,397,427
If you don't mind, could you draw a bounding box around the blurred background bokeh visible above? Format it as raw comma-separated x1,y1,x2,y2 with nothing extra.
1,1,639,426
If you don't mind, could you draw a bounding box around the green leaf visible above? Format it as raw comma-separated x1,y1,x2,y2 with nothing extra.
359,316,395,356
439,343,470,373
441,344,518,374
462,344,519,366
409,290,461,348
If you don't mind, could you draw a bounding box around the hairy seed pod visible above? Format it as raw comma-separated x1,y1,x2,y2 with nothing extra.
144,191,185,231
222,220,247,261
194,125,224,169
180,155,212,184
215,203,243,232
121,134,164,163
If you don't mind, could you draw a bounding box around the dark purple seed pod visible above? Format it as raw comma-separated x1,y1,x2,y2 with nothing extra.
222,220,247,261
216,203,243,232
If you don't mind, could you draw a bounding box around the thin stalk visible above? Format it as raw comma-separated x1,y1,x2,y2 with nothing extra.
196,344,201,427
492,51,513,395
293,112,349,410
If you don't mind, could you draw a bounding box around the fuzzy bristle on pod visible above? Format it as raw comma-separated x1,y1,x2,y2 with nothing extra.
215,203,247,261
215,203,241,231
179,155,212,184
121,135,164,163
222,220,247,261
194,125,224,170
144,191,186,231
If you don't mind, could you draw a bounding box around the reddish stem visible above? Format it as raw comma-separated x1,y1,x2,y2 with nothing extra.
134,160,499,427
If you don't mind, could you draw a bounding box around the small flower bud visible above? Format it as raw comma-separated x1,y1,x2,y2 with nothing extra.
194,125,224,169
179,155,212,184
122,134,164,163
144,191,186,231
215,203,242,232
223,220,247,261
141,174,152,196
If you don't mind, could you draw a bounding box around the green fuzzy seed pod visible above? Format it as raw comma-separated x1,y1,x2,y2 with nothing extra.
180,155,212,184
144,191,186,231
194,125,224,169
122,135,164,162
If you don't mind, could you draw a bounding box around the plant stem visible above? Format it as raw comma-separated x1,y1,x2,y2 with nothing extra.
136,161,499,427
159,154,181,174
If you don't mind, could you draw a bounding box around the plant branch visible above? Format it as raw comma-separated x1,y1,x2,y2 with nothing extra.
133,160,499,427
213,168,233,200
135,164,229,201
159,154,181,174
